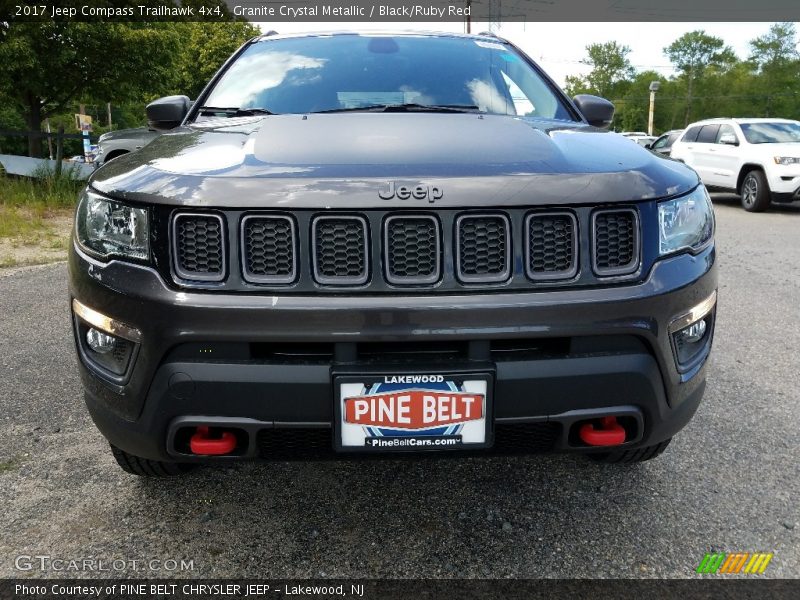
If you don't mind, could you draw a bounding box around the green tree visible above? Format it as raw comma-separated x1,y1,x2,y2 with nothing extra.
579,42,635,98
563,75,592,98
171,21,261,99
664,31,737,125
0,22,180,156
748,22,800,116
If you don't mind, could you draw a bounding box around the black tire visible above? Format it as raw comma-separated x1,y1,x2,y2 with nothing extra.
588,438,671,464
110,444,194,477
740,170,771,212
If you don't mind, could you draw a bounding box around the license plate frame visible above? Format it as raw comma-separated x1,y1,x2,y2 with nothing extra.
333,371,493,453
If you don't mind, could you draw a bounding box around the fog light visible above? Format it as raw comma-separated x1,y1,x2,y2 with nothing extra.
86,328,116,354
72,299,139,379
678,319,707,344
669,291,716,369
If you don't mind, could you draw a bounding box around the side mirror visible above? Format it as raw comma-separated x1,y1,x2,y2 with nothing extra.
146,95,191,131
573,94,615,128
719,133,739,146
645,143,653,149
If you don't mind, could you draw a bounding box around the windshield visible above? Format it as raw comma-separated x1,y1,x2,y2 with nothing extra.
739,122,800,144
201,34,575,120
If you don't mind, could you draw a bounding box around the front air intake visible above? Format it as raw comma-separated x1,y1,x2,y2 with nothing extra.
592,208,640,276
241,215,297,284
384,215,441,285
455,214,511,283
172,213,226,282
312,215,369,285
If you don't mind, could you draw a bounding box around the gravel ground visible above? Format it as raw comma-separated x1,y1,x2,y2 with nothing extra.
0,195,797,579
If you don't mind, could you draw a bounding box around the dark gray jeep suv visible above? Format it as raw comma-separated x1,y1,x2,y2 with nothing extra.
69,31,717,476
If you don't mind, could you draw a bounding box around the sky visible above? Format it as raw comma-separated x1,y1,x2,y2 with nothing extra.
254,21,794,86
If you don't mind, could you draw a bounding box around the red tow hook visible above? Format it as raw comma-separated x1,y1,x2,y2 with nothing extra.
579,416,626,447
190,426,237,455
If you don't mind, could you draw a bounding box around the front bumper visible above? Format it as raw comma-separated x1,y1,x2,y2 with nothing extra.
767,171,800,202
69,241,717,461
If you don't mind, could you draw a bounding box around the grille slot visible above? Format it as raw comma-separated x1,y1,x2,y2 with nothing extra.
256,423,561,458
312,216,369,285
241,215,297,284
172,213,225,282
525,212,578,281
384,215,440,285
592,209,639,276
493,422,561,453
456,214,511,283
258,428,333,459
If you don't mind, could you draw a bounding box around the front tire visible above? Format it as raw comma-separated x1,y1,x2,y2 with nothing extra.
740,170,771,212
110,444,194,477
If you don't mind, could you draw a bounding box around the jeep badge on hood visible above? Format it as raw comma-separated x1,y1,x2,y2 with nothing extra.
379,182,443,202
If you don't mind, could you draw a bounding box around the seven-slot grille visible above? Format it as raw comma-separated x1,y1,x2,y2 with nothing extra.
172,213,225,281
170,208,643,288
526,212,578,280
385,215,440,284
312,216,369,285
592,209,640,276
241,215,297,284
456,214,511,283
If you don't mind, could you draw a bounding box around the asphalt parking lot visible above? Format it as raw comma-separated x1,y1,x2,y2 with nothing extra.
0,194,797,579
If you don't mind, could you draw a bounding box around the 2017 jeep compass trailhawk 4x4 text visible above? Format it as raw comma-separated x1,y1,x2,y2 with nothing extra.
69,32,717,476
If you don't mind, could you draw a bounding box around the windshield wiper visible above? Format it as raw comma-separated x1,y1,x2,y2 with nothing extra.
311,103,481,114
197,106,275,117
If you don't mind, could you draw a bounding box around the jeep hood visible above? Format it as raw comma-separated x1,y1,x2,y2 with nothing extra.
90,113,699,208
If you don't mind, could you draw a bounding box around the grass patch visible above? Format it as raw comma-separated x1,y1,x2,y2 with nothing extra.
0,167,84,210
0,204,47,240
0,457,20,474
0,170,78,266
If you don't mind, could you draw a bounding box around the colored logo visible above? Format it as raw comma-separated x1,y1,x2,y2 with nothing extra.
696,552,773,574
344,390,484,429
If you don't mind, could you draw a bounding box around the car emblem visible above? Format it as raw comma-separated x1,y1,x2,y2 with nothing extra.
378,181,443,203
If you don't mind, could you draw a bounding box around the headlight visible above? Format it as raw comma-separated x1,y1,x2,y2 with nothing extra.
75,190,149,261
658,186,714,256
773,156,800,165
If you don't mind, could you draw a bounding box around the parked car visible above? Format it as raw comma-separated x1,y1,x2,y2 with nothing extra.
670,118,800,211
95,127,159,166
626,134,657,147
69,31,716,476
619,131,648,137
647,129,684,156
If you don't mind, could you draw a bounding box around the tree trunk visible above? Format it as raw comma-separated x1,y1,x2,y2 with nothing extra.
26,95,43,158
55,125,64,178
684,69,693,127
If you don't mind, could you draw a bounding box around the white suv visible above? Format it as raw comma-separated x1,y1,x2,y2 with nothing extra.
670,118,800,212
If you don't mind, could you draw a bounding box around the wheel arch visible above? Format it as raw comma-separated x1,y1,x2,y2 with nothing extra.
102,149,130,163
737,163,765,193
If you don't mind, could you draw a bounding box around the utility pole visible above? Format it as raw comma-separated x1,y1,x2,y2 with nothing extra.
465,0,471,33
648,81,660,136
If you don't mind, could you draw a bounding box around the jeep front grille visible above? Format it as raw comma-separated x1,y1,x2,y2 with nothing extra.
592,209,640,276
456,214,510,283
167,206,648,291
526,212,578,280
241,215,297,284
172,213,225,282
312,215,369,285
385,215,440,284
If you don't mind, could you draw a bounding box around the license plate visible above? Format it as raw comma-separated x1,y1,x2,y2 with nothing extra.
334,373,492,452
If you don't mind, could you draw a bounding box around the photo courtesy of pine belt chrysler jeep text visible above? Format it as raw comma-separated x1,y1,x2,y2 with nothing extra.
69,31,717,476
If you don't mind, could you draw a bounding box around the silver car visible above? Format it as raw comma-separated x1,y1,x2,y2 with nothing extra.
95,127,159,166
